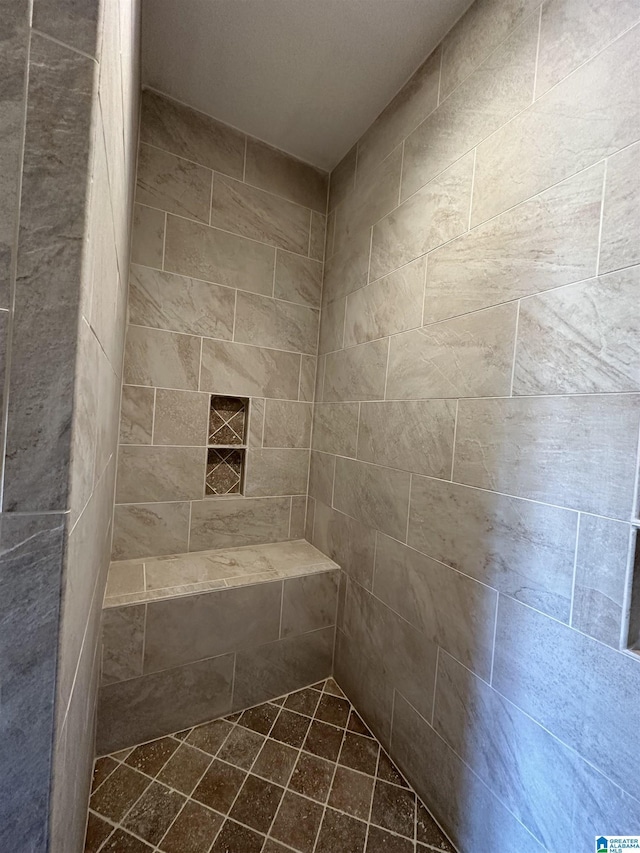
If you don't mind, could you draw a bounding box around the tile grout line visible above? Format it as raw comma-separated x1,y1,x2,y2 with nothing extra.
508,301,521,397
531,4,543,103
595,157,608,277
568,513,581,628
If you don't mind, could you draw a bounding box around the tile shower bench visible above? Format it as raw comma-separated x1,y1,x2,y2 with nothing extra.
97,540,340,753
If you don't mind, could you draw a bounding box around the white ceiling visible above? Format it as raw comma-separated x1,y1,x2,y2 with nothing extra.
141,0,475,171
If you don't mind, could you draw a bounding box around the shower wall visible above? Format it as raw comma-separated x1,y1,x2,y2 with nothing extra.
313,0,640,848
112,89,327,561
0,1,139,851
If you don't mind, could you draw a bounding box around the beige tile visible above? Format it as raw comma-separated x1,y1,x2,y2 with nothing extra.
323,228,371,305
357,48,440,183
281,572,339,637
309,212,326,262
116,445,206,503
453,395,640,518
402,15,538,200
312,403,359,457
324,339,388,402
245,138,328,212
600,141,640,274
124,325,200,390
119,385,154,444
153,389,209,445
131,203,164,268
357,400,455,478
290,496,307,538
129,264,235,339
318,298,345,355
112,502,191,560
135,143,212,223
189,496,292,551
245,449,309,496
311,501,376,590
234,292,319,355
274,251,323,308
325,209,336,260
344,257,425,347
210,174,311,254
164,214,275,295
299,355,316,403
263,400,313,448
315,355,326,403
101,605,145,685
140,90,245,178
200,339,301,400
248,397,265,447
386,303,517,400
472,23,640,225
309,451,336,506
424,164,603,322
514,268,640,395
329,146,357,212
105,562,145,599
371,153,473,281
333,457,411,541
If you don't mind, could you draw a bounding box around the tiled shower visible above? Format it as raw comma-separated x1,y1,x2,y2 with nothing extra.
1,0,640,852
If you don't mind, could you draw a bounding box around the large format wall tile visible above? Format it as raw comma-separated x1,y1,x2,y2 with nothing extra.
120,385,154,444
101,605,145,685
129,264,235,339
308,451,335,506
116,446,206,503
472,23,640,224
124,325,200,390
131,203,164,268
424,164,603,322
323,338,388,402
112,502,191,561
245,138,327,212
153,389,209,446
453,395,640,518
312,403,359,457
136,143,212,223
407,477,577,621
386,303,517,399
600,141,640,274
328,146,356,212
333,458,410,541
200,339,301,399
514,268,640,394
357,400,455,478
164,215,275,295
281,571,339,637
245,448,309,496
274,250,323,308
318,296,345,355
263,400,312,448
322,228,371,305
311,501,376,590
189,496,292,551
234,292,319,354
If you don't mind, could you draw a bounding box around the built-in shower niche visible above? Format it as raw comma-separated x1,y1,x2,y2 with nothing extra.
206,395,248,496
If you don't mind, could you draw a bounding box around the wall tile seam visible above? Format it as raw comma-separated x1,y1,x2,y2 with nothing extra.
317,388,640,405
530,4,543,106
618,526,638,651
68,453,115,541
30,26,99,64
595,157,609,278
508,301,521,397
118,442,313,450
567,513,582,629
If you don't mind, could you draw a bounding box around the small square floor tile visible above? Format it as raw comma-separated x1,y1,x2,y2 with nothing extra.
270,709,312,748
328,765,374,820
289,752,334,803
315,694,350,728
416,803,455,851
348,711,373,738
85,812,113,853
217,726,265,769
324,678,346,698
237,702,280,735
377,752,408,788
89,764,151,822
99,829,154,852
111,747,134,760
263,841,291,853
315,808,367,853
229,774,285,833
283,687,322,717
366,825,414,852
304,719,343,761
157,743,212,795
252,739,298,786
211,819,265,853
92,757,118,793
122,781,186,846
126,737,180,777
271,790,324,853
187,719,234,755
192,759,246,813
371,780,415,839
339,732,379,775
159,800,223,853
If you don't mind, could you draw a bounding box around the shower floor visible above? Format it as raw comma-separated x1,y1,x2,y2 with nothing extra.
85,678,455,853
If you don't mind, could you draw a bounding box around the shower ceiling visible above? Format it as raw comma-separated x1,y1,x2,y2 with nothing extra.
141,0,475,170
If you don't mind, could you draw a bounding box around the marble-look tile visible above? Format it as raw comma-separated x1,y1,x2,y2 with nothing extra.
116,446,206,503
210,174,310,255
375,535,497,680
312,403,359,457
514,268,640,394
309,212,326,262
290,496,307,539
112,502,191,561
305,497,316,542
315,355,326,402
200,340,301,400
135,143,212,223
124,325,200,391
131,204,165,268
0,513,65,853
344,582,437,722
245,138,327,212
371,154,473,281
4,34,94,512
325,210,335,260
329,146,356,212
424,165,603,322
407,477,577,621
120,385,154,445
402,15,538,200
391,694,545,853
323,339,388,402
281,572,339,637
189,496,292,551
387,303,517,399
274,251,323,308
600,141,640,274
153,389,209,446
356,49,440,184
455,395,640,519
308,452,336,506
245,449,309,497
263,400,312,448
344,257,425,347
105,562,145,600
143,584,282,673
140,90,245,178
318,297,345,355
233,628,334,711
357,401,455,478
333,458,410,541
164,215,275,295
234,292,319,355
472,23,640,225
536,0,640,97
299,355,316,403
97,654,234,754
334,147,402,254
129,264,235,339
323,228,371,305
312,502,376,590
572,515,630,648
32,0,100,55
248,397,265,447
101,605,145,685
493,595,640,802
